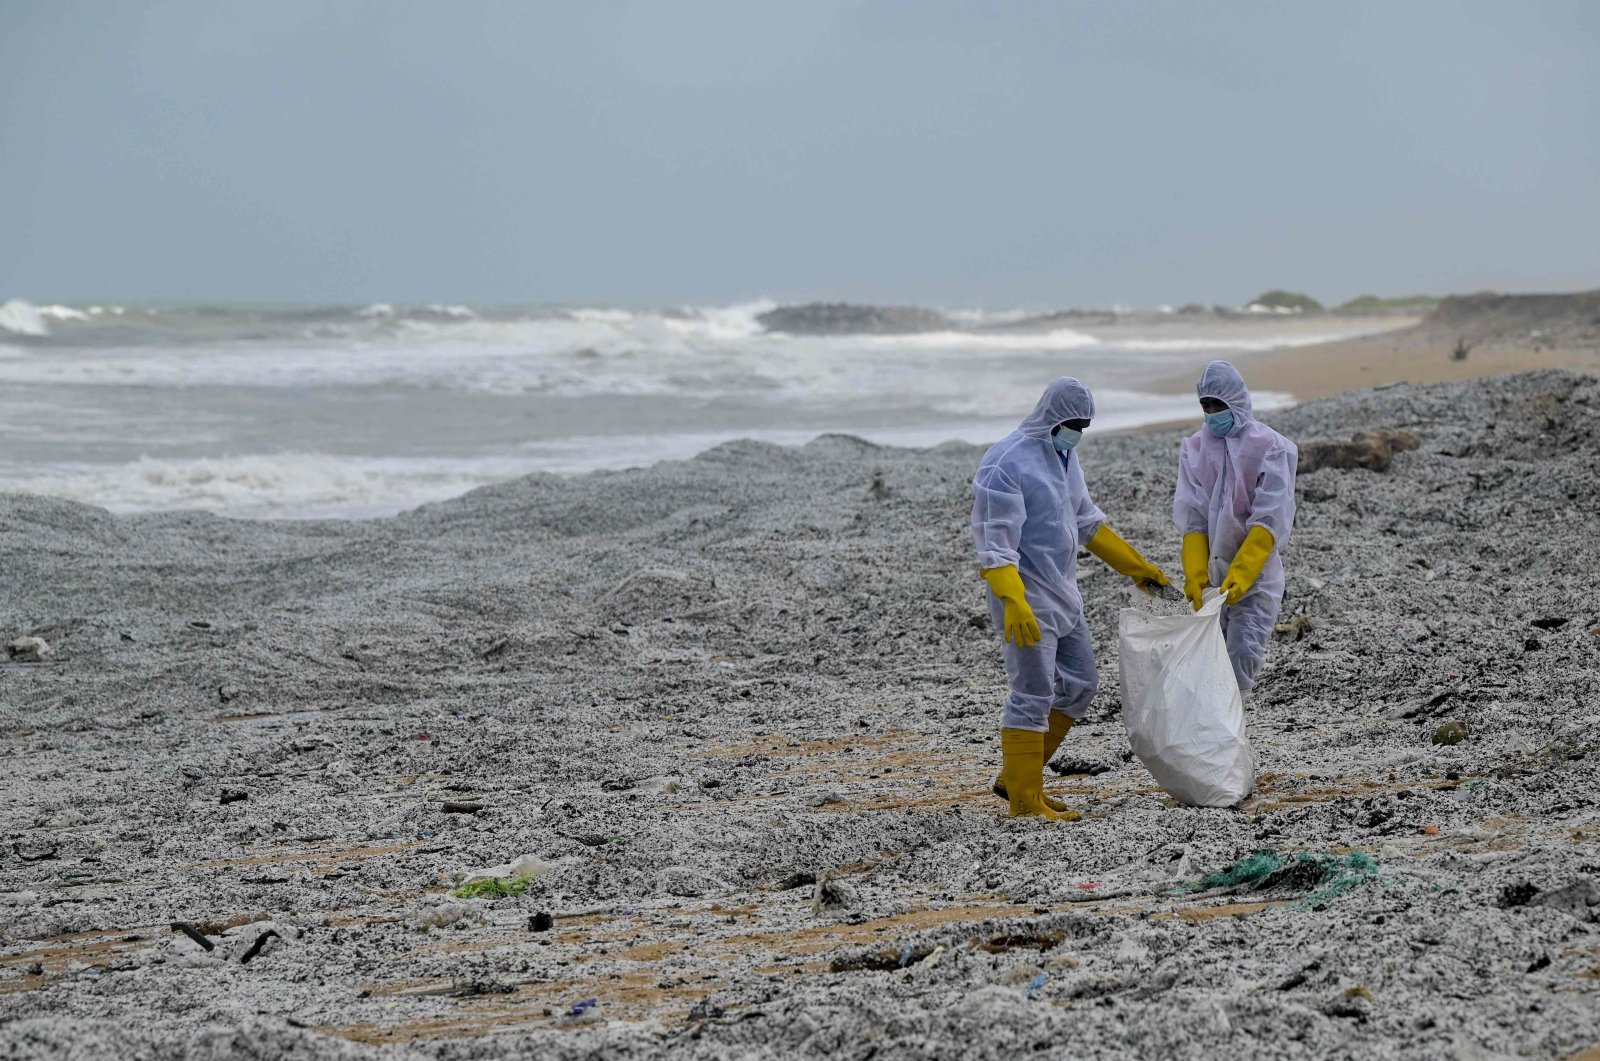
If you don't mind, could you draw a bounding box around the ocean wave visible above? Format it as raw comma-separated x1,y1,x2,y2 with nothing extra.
0,300,49,337
863,327,1099,351
2,453,548,519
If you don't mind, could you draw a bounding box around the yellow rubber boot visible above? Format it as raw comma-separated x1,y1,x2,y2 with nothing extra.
993,711,1075,813
1086,525,1170,594
1219,526,1275,604
998,729,1078,821
1182,532,1210,611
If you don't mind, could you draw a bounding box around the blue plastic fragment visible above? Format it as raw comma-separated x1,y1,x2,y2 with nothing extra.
1025,972,1047,999
898,941,915,967
570,997,598,1017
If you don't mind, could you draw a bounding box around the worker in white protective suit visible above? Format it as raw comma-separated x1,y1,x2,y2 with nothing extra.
972,377,1171,820
1173,360,1298,696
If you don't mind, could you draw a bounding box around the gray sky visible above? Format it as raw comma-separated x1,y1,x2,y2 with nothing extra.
3,0,1597,307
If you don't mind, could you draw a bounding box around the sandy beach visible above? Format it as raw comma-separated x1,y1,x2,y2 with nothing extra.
3,362,1599,1059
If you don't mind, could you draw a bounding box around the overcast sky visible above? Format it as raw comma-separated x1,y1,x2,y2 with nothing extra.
3,0,1597,307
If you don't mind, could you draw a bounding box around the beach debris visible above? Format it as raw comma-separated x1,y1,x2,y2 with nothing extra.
459,853,552,884
5,636,51,662
414,905,475,929
773,871,817,891
1498,882,1540,908
558,997,603,1026
1451,337,1475,361
1530,617,1569,630
450,979,516,997
217,685,241,703
976,930,1064,955
235,926,282,964
1529,879,1600,922
528,911,554,932
1432,721,1469,746
658,866,729,898
1178,850,1380,906
441,800,482,814
811,871,857,915
1048,757,1111,777
866,471,892,501
1024,972,1049,1000
830,942,940,972
1274,614,1313,642
688,998,726,1022
1297,429,1419,474
918,944,947,969
13,840,59,862
220,789,248,805
171,922,215,952
809,791,845,807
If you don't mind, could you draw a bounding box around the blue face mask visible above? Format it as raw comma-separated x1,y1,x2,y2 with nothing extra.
1052,427,1082,452
1205,410,1234,438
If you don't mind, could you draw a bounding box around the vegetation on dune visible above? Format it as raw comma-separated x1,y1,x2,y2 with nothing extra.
1248,290,1324,312
1336,293,1439,312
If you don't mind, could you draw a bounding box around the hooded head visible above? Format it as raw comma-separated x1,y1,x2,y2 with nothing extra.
1196,360,1254,423
1019,376,1095,440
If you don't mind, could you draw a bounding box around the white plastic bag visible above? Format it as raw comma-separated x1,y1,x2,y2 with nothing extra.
1118,590,1255,807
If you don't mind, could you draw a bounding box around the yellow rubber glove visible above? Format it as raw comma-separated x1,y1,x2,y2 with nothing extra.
980,565,1040,649
1085,524,1170,595
1182,532,1210,612
1219,525,1276,605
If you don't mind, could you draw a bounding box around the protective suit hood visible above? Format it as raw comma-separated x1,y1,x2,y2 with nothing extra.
1196,360,1255,425
1018,377,1096,440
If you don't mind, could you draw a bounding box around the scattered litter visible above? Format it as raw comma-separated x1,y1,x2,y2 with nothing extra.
811,871,856,915
236,927,280,964
1432,721,1469,746
773,871,817,891
441,801,482,814
918,945,947,969
528,911,554,932
1025,972,1048,999
659,866,729,898
414,905,474,929
171,922,214,952
220,789,248,805
416,732,431,741
5,636,51,662
1530,879,1600,921
559,998,602,1025
1498,883,1540,908
1178,850,1381,907
450,979,516,997
458,854,554,887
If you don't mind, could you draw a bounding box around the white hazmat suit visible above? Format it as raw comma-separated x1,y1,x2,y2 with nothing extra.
1173,361,1297,694
972,378,1105,731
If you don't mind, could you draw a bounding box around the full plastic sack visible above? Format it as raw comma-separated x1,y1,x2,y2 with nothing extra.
1118,590,1255,807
